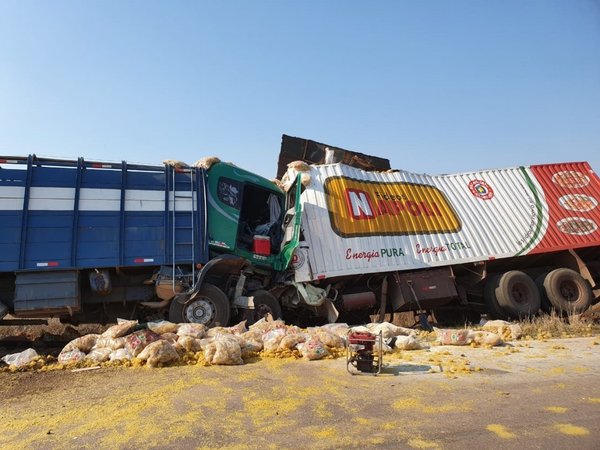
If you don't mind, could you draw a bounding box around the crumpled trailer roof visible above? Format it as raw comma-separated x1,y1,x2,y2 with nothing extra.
292,161,600,282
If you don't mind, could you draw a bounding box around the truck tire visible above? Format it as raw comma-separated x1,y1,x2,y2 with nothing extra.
169,283,231,327
484,274,509,320
539,268,592,314
493,271,540,318
249,290,282,324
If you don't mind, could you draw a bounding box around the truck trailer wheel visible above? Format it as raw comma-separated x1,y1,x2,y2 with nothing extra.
493,271,540,318
249,290,282,324
169,283,231,327
538,268,592,314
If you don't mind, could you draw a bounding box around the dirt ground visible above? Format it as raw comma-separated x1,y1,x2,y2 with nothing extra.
0,336,599,449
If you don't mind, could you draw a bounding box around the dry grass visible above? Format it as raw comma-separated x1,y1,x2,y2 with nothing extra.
518,311,599,340
375,309,600,340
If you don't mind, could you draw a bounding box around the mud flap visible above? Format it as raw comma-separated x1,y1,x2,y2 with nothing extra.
0,301,8,319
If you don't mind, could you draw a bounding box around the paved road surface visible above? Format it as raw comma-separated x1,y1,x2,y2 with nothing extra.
0,337,598,449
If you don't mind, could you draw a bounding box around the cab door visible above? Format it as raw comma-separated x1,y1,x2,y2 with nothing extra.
277,175,303,271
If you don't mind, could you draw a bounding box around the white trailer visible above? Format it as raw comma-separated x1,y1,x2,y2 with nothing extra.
279,160,600,324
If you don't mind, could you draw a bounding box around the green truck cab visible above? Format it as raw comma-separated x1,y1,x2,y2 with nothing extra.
167,162,302,328
206,162,300,271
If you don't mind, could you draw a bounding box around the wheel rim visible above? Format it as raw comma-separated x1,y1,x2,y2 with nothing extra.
559,280,579,303
511,282,530,305
184,297,216,324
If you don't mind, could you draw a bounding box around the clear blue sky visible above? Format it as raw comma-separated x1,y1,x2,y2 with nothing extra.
1,1,599,179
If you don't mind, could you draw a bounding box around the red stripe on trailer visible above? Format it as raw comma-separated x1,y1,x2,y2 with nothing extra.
134,258,155,263
36,261,59,267
92,163,113,168
0,159,18,164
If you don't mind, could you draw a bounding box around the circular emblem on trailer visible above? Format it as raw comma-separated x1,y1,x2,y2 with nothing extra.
291,248,306,269
468,179,494,200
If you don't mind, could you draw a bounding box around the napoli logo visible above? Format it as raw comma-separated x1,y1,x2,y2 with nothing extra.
468,179,494,200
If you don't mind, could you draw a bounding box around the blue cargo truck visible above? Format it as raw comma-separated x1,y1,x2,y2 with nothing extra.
0,155,301,327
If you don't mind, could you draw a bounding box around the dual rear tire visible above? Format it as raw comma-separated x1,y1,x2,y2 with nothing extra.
485,271,540,319
536,268,592,314
485,268,593,319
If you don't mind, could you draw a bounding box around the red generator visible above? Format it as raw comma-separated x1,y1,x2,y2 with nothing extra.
346,330,382,375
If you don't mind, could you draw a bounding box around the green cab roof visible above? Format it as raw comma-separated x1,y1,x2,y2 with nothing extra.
207,162,283,193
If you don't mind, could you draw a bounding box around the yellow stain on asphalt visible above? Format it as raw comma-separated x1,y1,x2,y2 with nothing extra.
0,370,212,449
314,427,337,439
407,437,441,449
549,367,566,375
393,397,472,413
214,445,254,450
241,388,307,431
424,353,474,377
353,416,373,426
486,424,516,439
313,401,334,419
586,397,600,403
553,423,590,436
545,406,568,413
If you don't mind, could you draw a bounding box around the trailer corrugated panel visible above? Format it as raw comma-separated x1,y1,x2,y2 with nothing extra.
293,162,600,282
14,270,80,313
528,163,600,253
0,157,209,271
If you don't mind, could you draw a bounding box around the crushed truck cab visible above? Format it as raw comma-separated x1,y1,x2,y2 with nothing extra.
205,162,299,271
